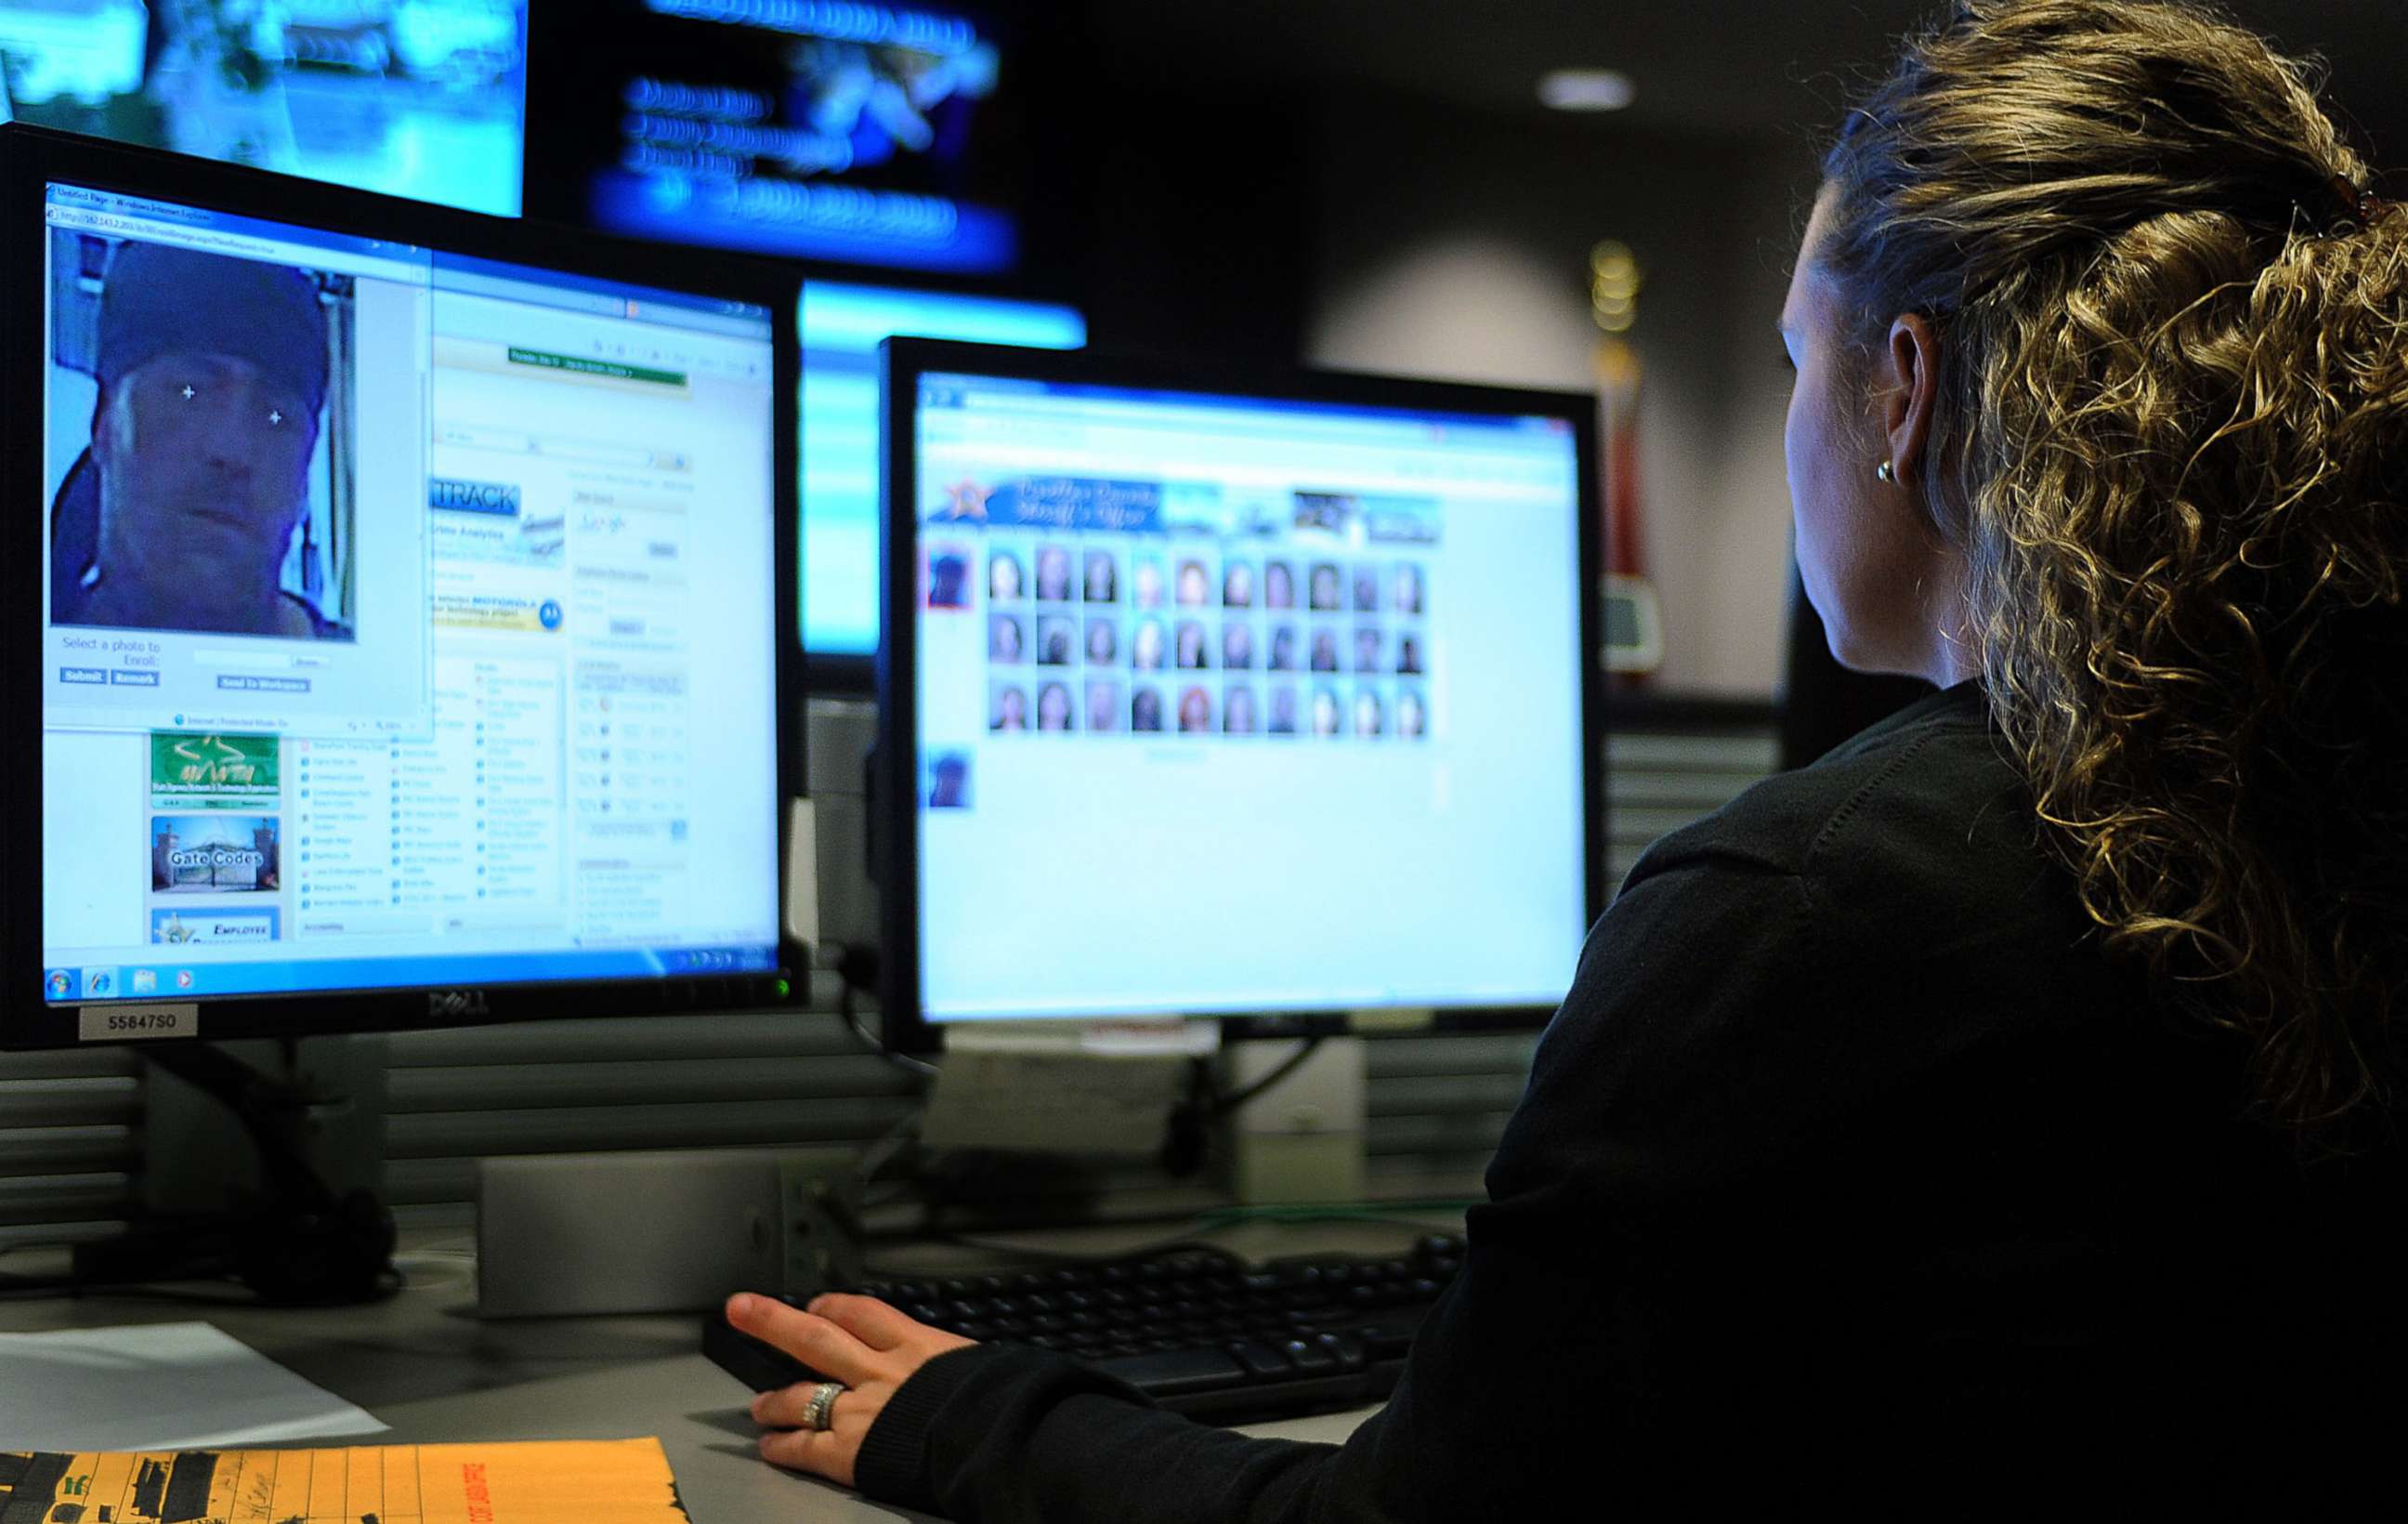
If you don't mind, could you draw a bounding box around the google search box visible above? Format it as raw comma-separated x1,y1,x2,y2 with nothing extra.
436,421,690,472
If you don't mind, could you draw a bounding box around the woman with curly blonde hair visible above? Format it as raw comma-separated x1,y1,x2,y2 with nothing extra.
725,4,2407,1509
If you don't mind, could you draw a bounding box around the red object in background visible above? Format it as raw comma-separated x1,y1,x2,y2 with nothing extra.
1600,342,1647,583
1594,336,1660,686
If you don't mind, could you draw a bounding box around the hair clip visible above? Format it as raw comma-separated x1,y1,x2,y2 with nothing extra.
2325,172,2393,231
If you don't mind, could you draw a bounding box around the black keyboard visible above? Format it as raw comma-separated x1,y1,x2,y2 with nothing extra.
702,1233,1463,1424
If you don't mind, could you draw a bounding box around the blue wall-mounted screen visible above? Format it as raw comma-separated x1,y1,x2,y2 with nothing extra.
575,1,1029,276
0,2,529,216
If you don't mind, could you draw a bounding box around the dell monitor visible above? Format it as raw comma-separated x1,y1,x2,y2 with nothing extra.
4,124,800,1049
876,338,1604,1053
800,279,1084,673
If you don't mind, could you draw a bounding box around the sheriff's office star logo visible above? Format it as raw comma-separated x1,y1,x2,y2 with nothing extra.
943,480,990,520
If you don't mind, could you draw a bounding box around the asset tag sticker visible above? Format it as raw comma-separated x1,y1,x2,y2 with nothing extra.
77,1004,200,1042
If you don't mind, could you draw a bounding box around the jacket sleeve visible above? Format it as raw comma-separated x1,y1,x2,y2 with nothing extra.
851,847,1821,1523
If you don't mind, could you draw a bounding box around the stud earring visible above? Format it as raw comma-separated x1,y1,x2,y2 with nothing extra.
1876,460,1897,483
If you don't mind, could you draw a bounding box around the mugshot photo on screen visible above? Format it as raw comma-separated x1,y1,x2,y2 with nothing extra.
926,752,973,808
988,548,1025,601
924,544,973,609
42,218,435,741
48,237,359,643
990,683,1027,731
1035,614,1076,666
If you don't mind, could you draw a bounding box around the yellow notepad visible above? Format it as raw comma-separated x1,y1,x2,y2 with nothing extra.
0,1437,688,1523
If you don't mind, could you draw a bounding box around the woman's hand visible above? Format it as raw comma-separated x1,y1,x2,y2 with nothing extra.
729,1292,978,1488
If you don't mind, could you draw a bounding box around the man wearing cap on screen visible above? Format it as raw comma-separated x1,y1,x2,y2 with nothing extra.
50,243,339,639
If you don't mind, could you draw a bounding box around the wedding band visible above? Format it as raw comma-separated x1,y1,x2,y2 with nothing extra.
801,1380,844,1433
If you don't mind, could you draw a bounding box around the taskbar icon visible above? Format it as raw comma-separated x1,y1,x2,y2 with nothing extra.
44,968,75,1001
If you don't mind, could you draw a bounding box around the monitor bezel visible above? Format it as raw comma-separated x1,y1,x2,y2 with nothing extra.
875,335,1608,1054
2,124,808,1050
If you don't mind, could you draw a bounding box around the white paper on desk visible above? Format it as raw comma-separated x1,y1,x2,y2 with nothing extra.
0,1320,388,1451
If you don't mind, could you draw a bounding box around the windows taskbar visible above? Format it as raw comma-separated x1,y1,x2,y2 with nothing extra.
42,944,778,1003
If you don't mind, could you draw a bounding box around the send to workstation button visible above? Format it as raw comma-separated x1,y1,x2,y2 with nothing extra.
217,675,311,693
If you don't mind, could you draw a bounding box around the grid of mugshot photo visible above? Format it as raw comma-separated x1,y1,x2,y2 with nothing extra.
981,544,1431,741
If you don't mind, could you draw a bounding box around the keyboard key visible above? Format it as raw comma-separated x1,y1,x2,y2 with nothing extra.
1229,1341,1296,1380
1316,1332,1369,1372
1354,1307,1427,1359
1093,1347,1249,1398
1282,1338,1339,1374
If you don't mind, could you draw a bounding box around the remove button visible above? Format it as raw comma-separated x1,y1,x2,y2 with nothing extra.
107,669,161,687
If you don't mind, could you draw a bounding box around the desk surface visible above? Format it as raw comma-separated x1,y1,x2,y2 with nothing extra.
0,1218,1431,1523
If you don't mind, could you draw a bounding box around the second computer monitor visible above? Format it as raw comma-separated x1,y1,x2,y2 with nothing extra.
879,339,1603,1051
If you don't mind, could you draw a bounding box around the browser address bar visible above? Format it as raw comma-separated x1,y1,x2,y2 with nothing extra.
46,207,430,284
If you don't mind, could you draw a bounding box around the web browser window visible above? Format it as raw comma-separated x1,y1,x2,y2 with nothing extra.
909,373,1589,1021
41,183,781,1007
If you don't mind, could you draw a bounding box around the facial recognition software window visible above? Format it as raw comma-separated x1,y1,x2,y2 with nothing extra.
912,375,1590,1021
42,249,783,1005
40,185,436,741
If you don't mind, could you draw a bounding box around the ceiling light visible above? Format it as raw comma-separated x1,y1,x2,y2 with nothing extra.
1538,70,1635,112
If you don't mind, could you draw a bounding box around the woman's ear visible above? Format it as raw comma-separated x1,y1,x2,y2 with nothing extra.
1882,311,1940,485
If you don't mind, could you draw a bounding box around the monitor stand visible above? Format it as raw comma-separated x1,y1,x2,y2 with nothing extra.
72,1038,398,1305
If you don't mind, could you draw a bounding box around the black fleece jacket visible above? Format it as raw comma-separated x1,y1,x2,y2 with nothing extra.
853,683,2404,1516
